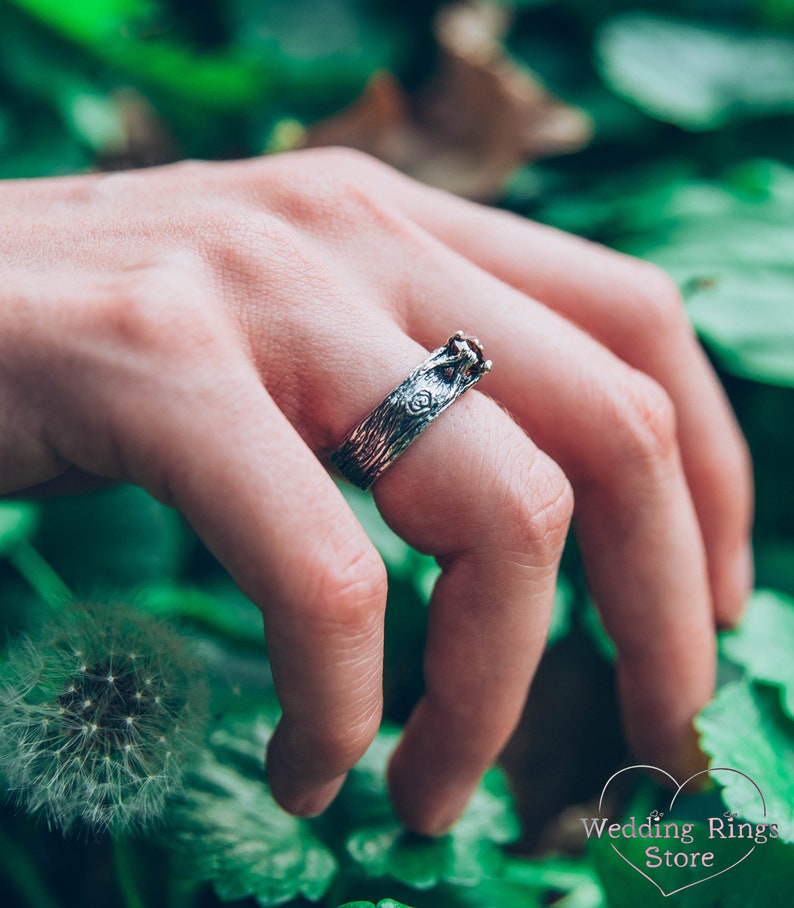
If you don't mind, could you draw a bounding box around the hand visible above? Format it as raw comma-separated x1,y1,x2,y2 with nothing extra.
0,148,752,834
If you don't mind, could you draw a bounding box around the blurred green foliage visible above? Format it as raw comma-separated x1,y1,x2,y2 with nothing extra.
1,0,794,906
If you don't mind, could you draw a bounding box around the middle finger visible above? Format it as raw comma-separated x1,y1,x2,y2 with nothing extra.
400,243,716,780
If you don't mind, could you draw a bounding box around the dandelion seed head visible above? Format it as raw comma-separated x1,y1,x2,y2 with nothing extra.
0,601,207,836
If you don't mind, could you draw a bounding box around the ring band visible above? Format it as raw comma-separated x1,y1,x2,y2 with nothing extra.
331,331,492,490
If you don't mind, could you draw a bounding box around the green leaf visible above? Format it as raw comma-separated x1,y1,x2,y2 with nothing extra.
338,856,604,908
591,818,794,907
536,161,794,386
35,485,188,589
6,0,267,111
5,0,154,45
548,572,575,646
228,0,400,80
697,680,794,843
0,503,39,555
338,901,416,908
340,483,439,603
757,0,794,28
755,542,794,602
597,14,794,130
621,164,794,387
721,590,794,717
168,710,337,906
500,855,605,908
432,880,543,908
342,726,521,890
137,584,265,649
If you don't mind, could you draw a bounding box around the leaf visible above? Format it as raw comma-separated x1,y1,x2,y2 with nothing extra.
6,0,266,111
500,855,605,908
342,726,521,889
306,2,591,200
0,503,39,555
597,14,794,130
620,164,794,387
137,584,265,649
432,879,544,908
547,572,574,646
228,0,400,96
168,710,337,906
5,0,153,45
339,856,604,908
338,901,416,908
755,542,794,602
590,818,794,907
35,485,189,589
340,483,439,604
697,680,794,843
721,590,794,717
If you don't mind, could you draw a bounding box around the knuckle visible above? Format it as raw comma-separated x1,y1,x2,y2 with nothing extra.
90,161,206,206
302,542,388,633
201,207,307,275
313,707,382,774
629,261,687,337
526,460,575,548
97,277,165,349
95,258,217,356
295,146,396,191
89,168,139,201
612,371,679,467
271,148,407,236
499,445,574,562
313,144,384,175
277,700,382,780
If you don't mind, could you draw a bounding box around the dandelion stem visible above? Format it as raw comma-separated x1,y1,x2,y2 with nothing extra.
166,857,202,908
0,823,62,908
112,837,148,908
7,539,71,606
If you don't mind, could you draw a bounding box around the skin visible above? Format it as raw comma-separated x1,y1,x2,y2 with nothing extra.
0,148,753,835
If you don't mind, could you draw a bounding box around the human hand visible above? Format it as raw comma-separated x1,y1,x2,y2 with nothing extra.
0,148,752,834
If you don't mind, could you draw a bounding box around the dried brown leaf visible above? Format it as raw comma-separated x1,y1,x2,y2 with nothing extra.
305,1,592,200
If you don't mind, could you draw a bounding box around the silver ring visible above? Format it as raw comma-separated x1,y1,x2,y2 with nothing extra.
331,331,492,490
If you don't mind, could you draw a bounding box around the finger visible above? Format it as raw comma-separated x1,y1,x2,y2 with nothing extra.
251,310,569,835
375,173,752,627
146,380,391,815
371,393,572,835
135,378,389,815
44,275,389,818
399,247,716,781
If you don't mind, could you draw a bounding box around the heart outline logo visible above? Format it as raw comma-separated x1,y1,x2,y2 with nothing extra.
597,764,766,898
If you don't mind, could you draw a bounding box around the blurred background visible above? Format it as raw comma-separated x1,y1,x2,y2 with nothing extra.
1,1,794,906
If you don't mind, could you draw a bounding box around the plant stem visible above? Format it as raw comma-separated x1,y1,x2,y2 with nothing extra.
7,539,71,606
0,823,62,908
112,837,148,908
165,850,202,908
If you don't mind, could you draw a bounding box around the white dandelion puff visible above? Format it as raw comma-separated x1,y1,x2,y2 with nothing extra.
0,601,208,835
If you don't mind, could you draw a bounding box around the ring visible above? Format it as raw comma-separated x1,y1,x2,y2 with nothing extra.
331,331,492,490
